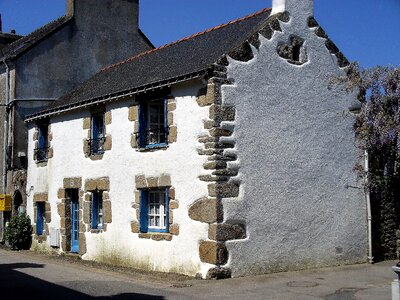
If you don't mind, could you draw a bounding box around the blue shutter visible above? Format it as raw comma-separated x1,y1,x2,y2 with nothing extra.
138,103,147,148
92,116,99,140
98,114,105,138
36,203,43,235
165,188,169,232
140,190,149,232
164,98,169,145
38,125,47,149
91,192,98,229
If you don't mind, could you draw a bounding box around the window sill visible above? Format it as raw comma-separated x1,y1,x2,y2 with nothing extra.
88,154,104,161
137,144,169,152
90,229,104,234
138,232,173,241
35,235,47,243
36,159,48,163
36,161,48,168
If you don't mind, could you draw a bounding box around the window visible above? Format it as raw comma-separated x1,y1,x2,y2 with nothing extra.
140,188,169,233
138,99,168,148
89,114,105,155
35,123,48,162
36,202,45,235
91,191,103,230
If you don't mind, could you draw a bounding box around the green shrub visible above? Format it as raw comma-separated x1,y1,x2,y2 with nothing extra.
4,214,32,250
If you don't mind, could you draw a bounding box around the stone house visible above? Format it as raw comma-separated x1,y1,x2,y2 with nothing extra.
0,0,153,239
24,0,368,279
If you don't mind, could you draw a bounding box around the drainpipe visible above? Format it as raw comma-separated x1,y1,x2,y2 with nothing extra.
2,58,9,195
365,150,373,263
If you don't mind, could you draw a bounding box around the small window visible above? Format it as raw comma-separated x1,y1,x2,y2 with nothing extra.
36,202,46,235
90,114,105,155
91,191,103,230
36,123,48,162
138,99,168,148
292,44,301,62
140,188,169,233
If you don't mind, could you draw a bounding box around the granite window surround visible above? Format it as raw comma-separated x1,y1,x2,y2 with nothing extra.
129,95,177,152
83,109,112,160
32,193,51,243
32,122,53,167
132,174,179,241
83,177,112,234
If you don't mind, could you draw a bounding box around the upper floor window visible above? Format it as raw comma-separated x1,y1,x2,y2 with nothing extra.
91,191,104,230
140,188,169,233
138,99,168,149
35,122,48,162
89,114,105,155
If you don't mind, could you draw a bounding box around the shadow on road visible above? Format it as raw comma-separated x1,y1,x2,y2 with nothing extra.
0,262,164,299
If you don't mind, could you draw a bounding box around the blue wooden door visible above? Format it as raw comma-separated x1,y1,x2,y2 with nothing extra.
71,197,79,253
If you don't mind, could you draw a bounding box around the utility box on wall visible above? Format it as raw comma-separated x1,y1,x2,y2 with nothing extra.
0,195,12,211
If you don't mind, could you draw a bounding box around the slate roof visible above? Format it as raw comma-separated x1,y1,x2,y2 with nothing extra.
27,7,276,121
0,16,73,60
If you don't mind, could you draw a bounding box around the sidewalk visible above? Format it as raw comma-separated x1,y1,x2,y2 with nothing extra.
0,248,396,299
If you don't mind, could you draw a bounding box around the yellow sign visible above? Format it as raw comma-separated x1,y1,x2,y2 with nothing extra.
0,194,12,211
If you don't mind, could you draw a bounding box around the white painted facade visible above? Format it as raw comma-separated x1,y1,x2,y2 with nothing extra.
27,81,217,277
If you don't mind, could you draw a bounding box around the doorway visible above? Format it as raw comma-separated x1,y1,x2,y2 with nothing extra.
66,189,79,253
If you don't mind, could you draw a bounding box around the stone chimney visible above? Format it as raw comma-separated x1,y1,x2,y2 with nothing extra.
271,0,314,17
66,0,139,31
66,0,74,17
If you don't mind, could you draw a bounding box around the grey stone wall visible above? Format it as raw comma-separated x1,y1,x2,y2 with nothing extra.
220,13,367,277
0,72,6,189
15,0,151,99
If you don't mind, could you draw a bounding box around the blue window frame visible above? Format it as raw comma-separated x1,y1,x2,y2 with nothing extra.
36,123,48,162
140,188,169,233
36,202,45,235
138,99,168,149
91,191,103,230
90,114,105,155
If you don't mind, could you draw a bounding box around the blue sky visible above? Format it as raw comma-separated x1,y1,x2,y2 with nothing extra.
0,0,399,68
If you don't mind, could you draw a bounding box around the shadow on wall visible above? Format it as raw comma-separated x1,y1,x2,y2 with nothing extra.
0,263,165,300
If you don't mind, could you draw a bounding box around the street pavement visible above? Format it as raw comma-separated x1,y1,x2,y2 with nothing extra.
0,249,396,299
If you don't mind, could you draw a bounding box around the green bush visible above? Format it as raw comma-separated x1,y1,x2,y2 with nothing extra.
4,214,32,250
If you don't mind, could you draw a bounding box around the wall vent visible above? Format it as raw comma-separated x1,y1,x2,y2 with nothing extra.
50,228,60,248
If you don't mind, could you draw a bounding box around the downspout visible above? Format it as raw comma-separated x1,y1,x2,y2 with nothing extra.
2,58,9,195
365,150,373,263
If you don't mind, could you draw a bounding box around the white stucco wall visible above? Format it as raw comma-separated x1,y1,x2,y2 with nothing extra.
26,80,215,276
220,13,367,276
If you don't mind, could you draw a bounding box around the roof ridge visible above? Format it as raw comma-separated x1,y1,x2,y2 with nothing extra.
100,6,272,72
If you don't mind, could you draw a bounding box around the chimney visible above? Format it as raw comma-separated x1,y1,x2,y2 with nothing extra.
10,29,16,34
271,0,314,17
0,14,2,32
66,0,74,17
66,0,139,31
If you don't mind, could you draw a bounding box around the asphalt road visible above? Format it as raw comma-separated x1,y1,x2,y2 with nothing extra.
0,249,396,299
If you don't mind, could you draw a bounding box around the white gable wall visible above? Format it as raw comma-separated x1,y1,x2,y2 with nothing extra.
220,12,367,276
26,81,214,276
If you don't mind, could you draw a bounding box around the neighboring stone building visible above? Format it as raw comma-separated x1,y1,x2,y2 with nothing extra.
0,16,23,239
25,0,368,278
0,0,153,239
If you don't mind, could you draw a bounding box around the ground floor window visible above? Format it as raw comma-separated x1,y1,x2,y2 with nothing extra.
91,191,103,230
140,188,169,233
36,202,45,235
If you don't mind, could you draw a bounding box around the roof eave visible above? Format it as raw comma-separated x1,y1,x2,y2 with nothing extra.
25,70,207,123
